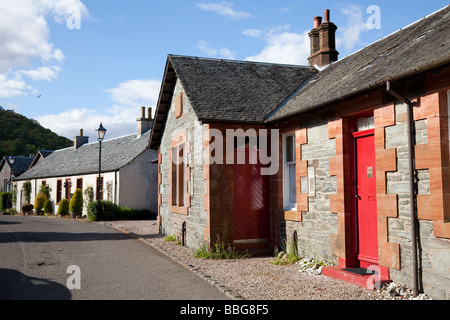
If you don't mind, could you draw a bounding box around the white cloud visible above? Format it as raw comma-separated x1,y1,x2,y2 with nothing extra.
242,29,263,38
37,79,161,141
0,0,88,98
244,25,311,65
18,66,61,82
336,4,369,51
197,1,252,20
105,79,161,107
197,41,236,60
0,74,37,98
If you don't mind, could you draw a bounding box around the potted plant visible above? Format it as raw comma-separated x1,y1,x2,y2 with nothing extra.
57,199,69,217
69,189,83,219
43,200,53,216
21,204,34,215
34,191,47,216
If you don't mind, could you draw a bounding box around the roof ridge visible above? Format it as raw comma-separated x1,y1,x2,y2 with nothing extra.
333,4,450,66
169,54,314,69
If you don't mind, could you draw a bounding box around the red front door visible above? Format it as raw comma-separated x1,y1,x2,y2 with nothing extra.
234,148,269,242
354,130,378,264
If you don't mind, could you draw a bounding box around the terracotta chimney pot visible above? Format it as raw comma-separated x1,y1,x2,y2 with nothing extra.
314,16,322,28
324,9,330,22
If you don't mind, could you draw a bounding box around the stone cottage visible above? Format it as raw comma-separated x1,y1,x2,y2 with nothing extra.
150,7,450,299
0,156,34,193
14,107,158,216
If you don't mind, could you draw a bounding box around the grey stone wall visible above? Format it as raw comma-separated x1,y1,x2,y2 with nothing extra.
280,115,338,263
386,102,450,300
159,79,208,249
278,102,449,299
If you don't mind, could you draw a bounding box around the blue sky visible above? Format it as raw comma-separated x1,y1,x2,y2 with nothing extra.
0,1,448,142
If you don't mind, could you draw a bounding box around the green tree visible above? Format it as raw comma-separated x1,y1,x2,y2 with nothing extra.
57,199,69,216
44,200,53,214
0,109,72,156
34,192,48,214
69,189,83,214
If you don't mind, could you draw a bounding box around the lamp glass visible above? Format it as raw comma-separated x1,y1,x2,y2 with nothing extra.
97,123,107,141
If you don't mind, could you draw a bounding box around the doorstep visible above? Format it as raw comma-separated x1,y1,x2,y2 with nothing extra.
323,266,392,290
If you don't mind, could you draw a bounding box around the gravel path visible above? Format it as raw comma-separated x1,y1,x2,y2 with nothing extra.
99,220,388,300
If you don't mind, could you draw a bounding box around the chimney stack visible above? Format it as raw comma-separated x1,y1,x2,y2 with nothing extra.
308,9,339,68
137,106,153,136
74,129,89,149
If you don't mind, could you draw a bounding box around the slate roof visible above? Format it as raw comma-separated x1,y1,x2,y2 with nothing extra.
269,5,450,121
0,157,34,177
29,150,55,169
150,55,316,149
16,130,151,181
170,55,317,122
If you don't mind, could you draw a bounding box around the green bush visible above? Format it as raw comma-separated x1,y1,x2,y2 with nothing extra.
164,234,177,242
39,184,50,200
22,181,32,204
69,189,83,213
57,199,69,216
0,192,11,211
87,200,117,221
86,200,157,222
34,192,48,213
193,238,251,260
43,200,53,214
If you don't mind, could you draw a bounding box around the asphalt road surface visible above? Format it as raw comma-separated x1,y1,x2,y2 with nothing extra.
0,215,229,300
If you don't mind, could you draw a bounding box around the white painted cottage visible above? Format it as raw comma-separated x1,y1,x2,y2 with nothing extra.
14,108,158,216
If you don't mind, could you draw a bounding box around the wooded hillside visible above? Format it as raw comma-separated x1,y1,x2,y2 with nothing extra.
0,108,72,158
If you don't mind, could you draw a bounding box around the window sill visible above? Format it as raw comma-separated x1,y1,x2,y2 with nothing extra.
170,205,188,215
279,209,302,222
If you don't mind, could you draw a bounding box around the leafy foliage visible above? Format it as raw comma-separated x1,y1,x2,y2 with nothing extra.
22,181,32,204
0,192,11,211
0,109,72,158
69,189,83,213
193,238,251,260
43,200,53,214
34,191,48,212
57,199,69,216
164,234,177,242
86,200,156,222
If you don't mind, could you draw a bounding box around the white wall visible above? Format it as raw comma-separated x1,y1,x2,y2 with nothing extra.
14,171,117,216
118,149,158,213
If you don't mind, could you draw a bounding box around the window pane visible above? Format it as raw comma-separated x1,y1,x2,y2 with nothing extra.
178,146,184,206
289,163,296,203
356,116,374,131
285,135,294,163
171,147,177,205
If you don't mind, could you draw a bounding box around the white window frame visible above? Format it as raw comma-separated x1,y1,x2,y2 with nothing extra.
283,133,297,211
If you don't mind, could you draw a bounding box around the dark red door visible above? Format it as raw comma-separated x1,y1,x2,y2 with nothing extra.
234,148,269,241
354,130,378,264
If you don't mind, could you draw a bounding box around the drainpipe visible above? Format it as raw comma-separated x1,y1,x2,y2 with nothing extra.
386,81,419,297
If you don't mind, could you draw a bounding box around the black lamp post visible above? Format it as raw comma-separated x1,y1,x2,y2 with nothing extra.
96,123,106,215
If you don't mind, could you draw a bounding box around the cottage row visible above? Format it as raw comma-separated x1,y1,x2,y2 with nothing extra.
1,107,158,216
149,7,450,299
1,6,449,299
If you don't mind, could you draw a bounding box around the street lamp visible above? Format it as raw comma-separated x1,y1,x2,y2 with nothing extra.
96,123,106,215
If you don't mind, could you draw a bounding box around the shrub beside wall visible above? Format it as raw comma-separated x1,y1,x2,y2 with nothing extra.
87,200,156,222
34,192,47,214
58,199,69,216
0,192,11,211
44,200,53,214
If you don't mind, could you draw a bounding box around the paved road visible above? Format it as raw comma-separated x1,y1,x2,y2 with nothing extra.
0,215,229,300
